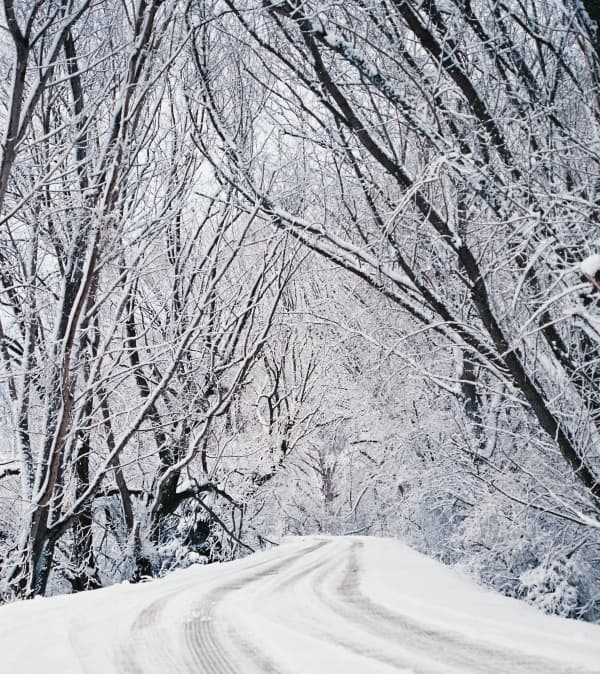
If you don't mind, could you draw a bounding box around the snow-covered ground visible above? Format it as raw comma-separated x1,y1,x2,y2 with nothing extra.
1,536,599,673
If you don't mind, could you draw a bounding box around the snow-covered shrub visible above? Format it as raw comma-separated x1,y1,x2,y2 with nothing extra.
519,556,582,619
156,508,212,576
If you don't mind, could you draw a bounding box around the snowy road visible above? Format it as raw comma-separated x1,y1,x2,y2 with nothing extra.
1,536,600,673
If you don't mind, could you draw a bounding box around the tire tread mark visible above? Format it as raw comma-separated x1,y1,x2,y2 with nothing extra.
331,541,596,674
113,544,324,674
255,539,416,672
182,540,329,673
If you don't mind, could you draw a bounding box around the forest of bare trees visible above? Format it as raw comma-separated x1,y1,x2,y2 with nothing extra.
1,0,599,622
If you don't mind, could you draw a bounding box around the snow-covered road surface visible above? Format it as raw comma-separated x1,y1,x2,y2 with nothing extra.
1,536,599,673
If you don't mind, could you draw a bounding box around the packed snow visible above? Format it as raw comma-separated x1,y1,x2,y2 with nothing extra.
580,254,600,279
0,536,599,673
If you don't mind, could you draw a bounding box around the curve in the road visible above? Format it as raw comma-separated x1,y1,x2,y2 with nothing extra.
114,539,327,674
108,537,600,674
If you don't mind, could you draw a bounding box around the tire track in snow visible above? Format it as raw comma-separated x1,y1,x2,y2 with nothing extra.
182,540,327,674
248,539,415,672
111,536,600,674
114,586,187,674
114,540,326,674
324,540,594,674
113,560,274,674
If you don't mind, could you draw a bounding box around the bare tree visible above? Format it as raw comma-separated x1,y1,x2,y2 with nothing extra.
0,0,302,598
195,0,600,523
